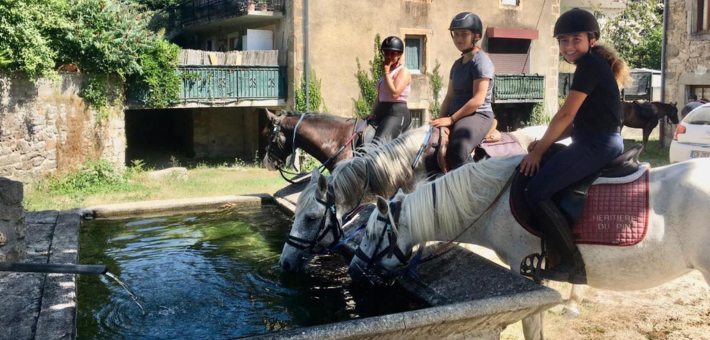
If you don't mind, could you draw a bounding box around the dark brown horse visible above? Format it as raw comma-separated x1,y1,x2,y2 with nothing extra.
261,109,371,172
621,101,679,146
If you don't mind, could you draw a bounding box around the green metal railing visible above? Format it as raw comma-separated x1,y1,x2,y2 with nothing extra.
494,74,545,103
128,65,287,106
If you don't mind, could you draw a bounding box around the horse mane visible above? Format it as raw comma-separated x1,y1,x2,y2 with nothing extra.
370,155,523,245
330,126,429,201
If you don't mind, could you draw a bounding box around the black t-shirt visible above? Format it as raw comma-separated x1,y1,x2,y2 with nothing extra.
569,53,622,132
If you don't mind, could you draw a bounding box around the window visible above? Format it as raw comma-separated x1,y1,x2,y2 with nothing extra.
405,37,423,73
410,110,425,128
501,0,519,6
697,0,710,32
690,85,710,101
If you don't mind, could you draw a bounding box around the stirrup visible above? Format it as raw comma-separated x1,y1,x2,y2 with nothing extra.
520,252,547,284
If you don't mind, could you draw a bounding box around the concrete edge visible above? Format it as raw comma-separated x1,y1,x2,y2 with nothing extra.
242,289,561,340
87,194,274,219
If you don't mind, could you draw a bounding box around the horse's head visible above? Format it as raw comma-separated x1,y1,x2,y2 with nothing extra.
348,190,414,285
279,169,342,272
262,109,292,171
667,101,680,124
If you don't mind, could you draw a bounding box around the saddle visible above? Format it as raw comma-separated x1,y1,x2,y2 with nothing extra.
352,118,377,149
633,101,657,124
427,119,504,174
510,143,644,233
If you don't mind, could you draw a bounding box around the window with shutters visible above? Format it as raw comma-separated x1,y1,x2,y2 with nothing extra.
410,110,424,128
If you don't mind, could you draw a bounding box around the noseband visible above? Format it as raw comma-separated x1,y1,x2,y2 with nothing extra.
354,200,412,275
265,115,287,166
285,185,343,254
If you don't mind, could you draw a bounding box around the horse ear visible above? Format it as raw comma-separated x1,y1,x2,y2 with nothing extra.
376,196,389,216
264,108,278,122
317,171,327,194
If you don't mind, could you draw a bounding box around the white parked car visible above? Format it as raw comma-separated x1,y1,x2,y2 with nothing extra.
669,103,710,163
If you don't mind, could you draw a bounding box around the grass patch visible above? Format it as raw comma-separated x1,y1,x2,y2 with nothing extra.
23,160,287,212
624,137,670,168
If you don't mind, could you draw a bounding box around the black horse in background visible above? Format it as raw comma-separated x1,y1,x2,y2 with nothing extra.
621,101,679,147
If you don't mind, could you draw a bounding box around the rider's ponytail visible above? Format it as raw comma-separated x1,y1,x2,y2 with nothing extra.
591,43,631,89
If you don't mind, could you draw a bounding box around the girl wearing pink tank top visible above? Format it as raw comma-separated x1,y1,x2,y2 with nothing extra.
366,36,412,142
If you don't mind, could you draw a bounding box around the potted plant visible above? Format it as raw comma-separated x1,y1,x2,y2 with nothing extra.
257,0,268,11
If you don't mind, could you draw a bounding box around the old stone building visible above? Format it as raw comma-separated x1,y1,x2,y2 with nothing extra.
662,0,710,144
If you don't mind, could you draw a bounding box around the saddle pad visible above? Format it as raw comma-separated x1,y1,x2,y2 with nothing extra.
574,170,649,246
478,133,526,158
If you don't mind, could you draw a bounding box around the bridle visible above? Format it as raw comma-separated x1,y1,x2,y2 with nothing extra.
264,113,366,184
284,164,371,255
285,184,343,254
353,199,414,280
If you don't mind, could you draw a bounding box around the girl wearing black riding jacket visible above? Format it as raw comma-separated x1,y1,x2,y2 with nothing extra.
519,8,630,283
430,12,495,170
366,36,412,142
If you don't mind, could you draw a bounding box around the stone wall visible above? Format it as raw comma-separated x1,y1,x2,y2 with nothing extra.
0,73,125,182
0,177,25,262
192,107,261,160
664,0,710,145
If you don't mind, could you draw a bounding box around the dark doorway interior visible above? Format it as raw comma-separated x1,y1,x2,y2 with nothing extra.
125,109,194,168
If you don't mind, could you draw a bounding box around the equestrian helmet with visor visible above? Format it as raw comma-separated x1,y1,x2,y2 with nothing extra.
381,36,404,53
553,8,600,40
449,12,483,35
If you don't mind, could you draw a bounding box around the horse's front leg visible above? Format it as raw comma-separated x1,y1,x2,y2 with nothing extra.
521,313,544,340
562,284,584,318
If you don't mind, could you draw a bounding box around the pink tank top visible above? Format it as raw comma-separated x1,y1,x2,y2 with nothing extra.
377,65,410,103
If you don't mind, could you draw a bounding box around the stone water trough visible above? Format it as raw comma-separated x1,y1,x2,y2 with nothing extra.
0,177,560,340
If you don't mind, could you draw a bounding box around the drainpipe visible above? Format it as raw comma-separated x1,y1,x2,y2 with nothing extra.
659,0,669,148
304,0,310,111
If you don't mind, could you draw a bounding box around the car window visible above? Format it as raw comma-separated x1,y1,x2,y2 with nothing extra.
684,107,710,125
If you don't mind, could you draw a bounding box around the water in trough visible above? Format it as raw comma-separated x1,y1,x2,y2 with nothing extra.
77,205,425,340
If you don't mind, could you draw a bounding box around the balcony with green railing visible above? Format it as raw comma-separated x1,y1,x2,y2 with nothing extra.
128,65,287,107
493,74,545,103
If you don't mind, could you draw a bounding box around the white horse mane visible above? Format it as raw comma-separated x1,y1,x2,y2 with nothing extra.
367,155,524,244
330,126,429,200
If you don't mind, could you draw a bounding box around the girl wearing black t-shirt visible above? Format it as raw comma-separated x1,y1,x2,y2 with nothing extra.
519,8,630,283
429,12,495,171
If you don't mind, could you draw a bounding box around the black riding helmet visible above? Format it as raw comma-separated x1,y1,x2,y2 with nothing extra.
554,8,600,40
449,12,483,34
381,36,404,53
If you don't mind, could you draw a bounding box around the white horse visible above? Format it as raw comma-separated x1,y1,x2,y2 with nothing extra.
277,125,548,272
349,155,710,340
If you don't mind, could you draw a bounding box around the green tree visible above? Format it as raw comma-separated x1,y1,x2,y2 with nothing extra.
602,0,663,69
0,0,70,79
353,34,384,118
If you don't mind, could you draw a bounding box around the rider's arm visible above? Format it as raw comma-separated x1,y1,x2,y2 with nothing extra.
382,67,412,98
438,80,454,119
531,90,586,155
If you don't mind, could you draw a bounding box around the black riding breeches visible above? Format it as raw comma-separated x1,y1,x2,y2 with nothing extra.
372,102,411,143
446,112,494,169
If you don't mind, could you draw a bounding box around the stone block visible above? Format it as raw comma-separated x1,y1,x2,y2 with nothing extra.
0,204,24,221
0,177,23,204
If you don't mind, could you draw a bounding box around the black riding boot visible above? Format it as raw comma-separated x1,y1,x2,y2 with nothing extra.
536,200,587,284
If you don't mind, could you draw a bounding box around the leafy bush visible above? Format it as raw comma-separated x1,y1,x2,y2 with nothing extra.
524,102,551,126
353,34,384,118
48,159,142,197
428,60,443,119
131,39,181,107
294,69,326,112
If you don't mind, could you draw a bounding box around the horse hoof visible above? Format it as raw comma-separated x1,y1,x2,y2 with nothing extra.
562,306,580,319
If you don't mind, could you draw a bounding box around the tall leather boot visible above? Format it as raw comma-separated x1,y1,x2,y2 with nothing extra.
536,200,587,284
